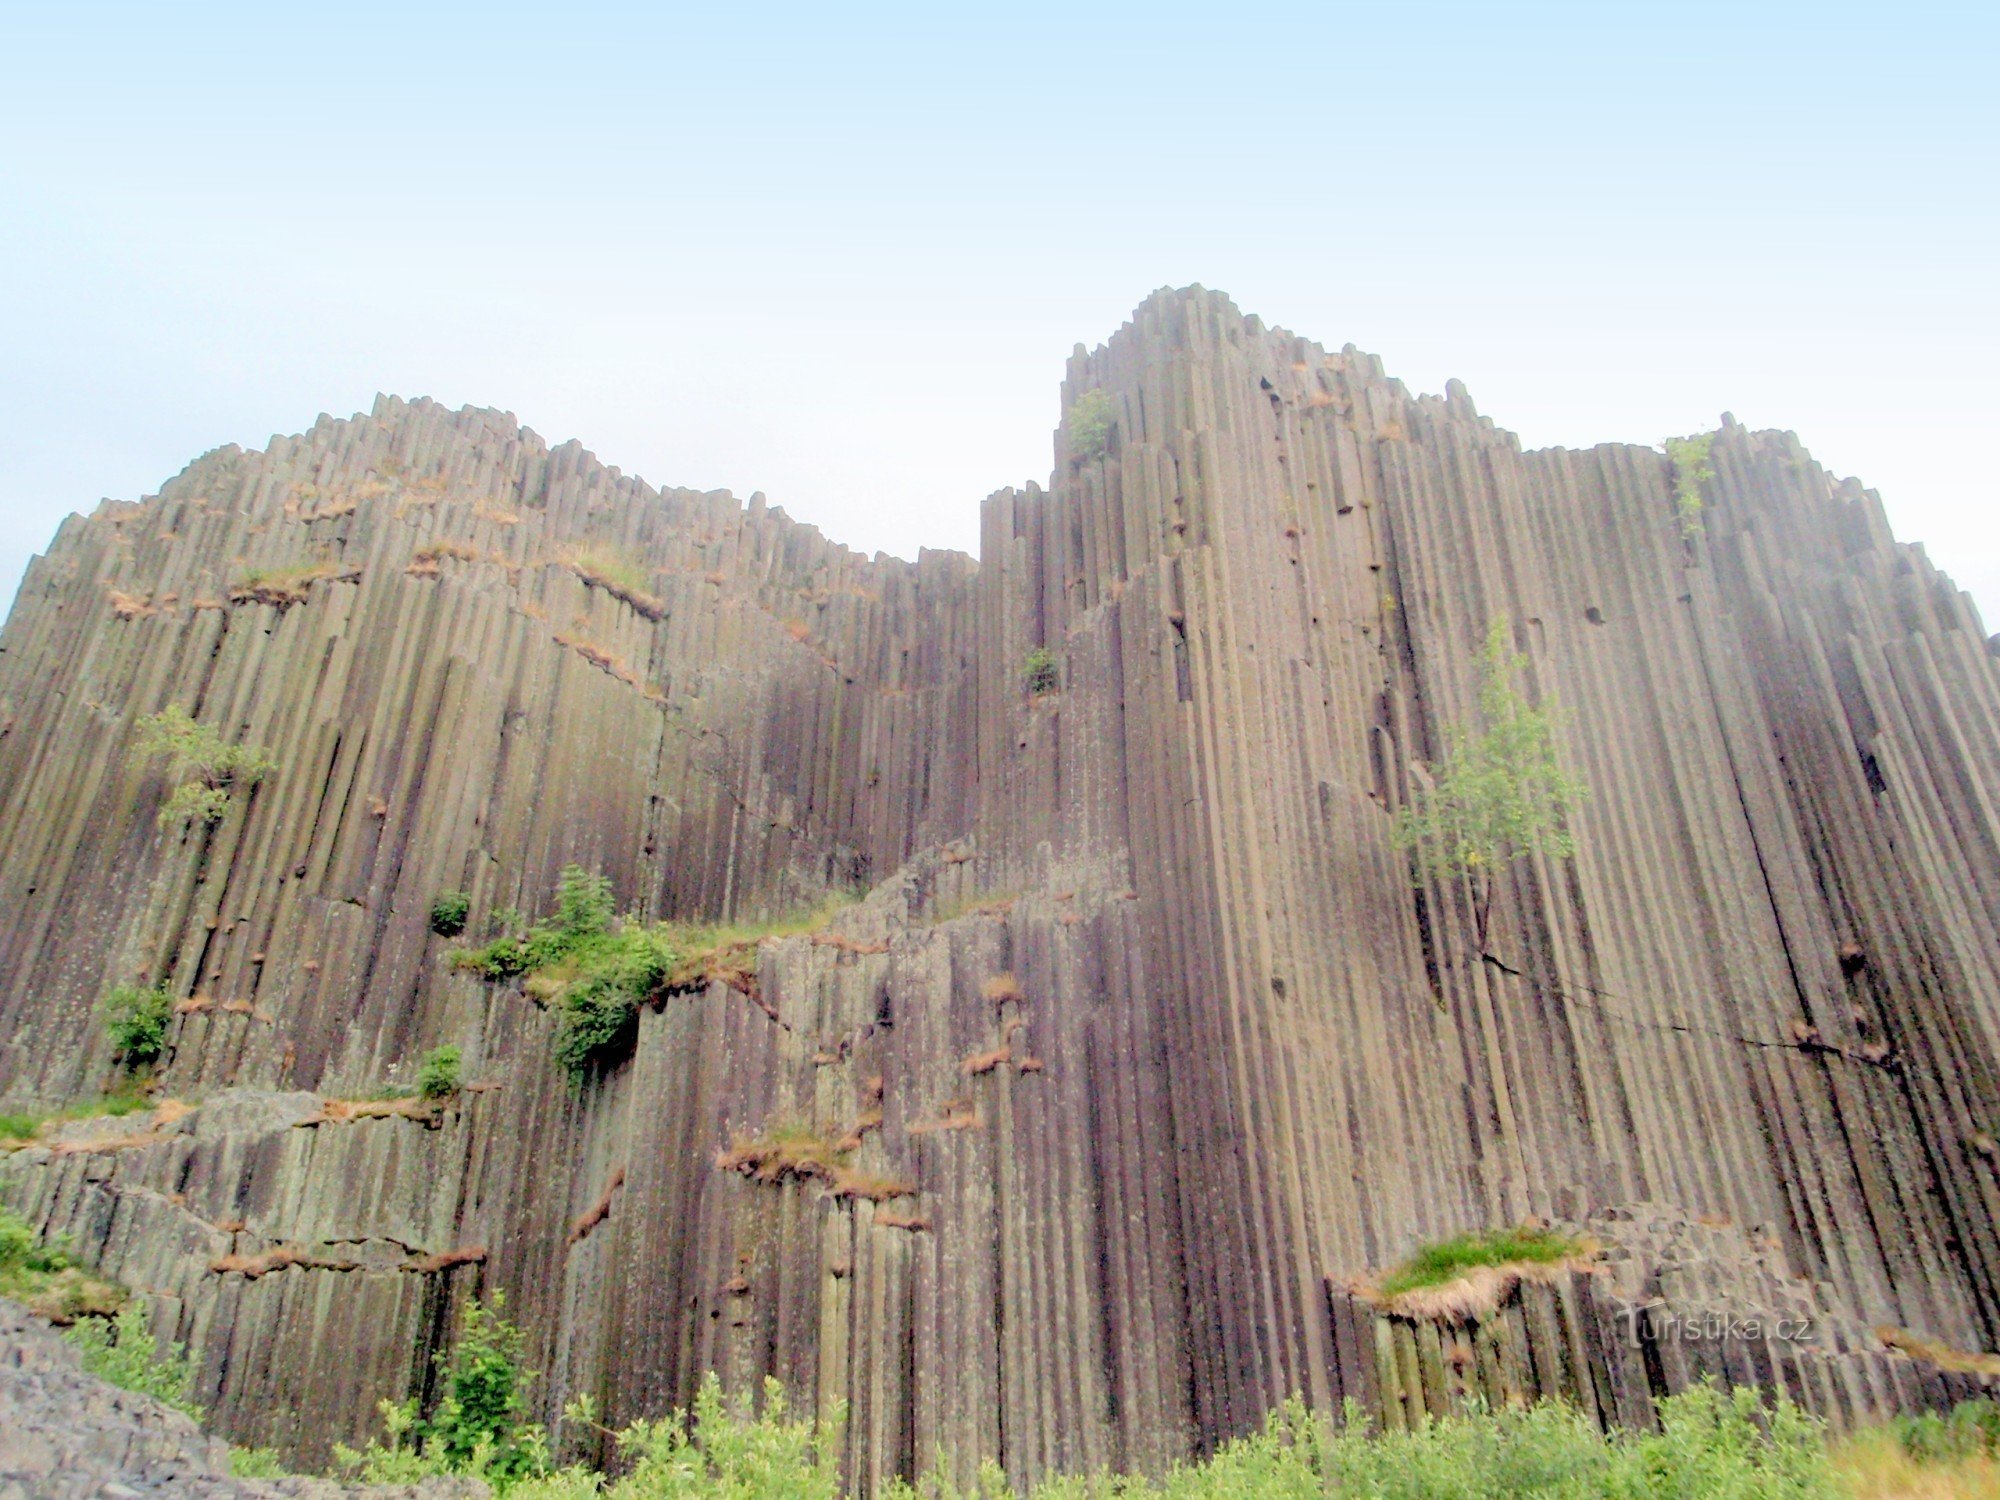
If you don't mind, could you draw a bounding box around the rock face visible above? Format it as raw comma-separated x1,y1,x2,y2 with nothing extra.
0,1296,482,1498
0,287,1997,1487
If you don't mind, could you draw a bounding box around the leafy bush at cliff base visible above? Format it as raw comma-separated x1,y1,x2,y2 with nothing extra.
101,981,174,1066
941,1387,1826,1498
340,1294,549,1486
329,1365,1852,1498
451,866,680,1080
431,1294,543,1479
64,1300,203,1419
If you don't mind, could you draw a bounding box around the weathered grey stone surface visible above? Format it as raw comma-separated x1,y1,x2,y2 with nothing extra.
0,286,1996,1489
0,1297,482,1498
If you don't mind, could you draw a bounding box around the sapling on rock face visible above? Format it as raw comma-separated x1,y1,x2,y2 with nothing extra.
101,982,174,1067
133,704,276,829
1392,618,1583,953
1666,432,1716,539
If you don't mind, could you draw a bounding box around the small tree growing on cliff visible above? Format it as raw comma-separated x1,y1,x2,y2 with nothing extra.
1068,389,1115,462
133,704,276,829
1393,619,1583,950
1665,433,1716,540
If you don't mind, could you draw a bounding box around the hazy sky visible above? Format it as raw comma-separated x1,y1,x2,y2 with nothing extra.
3,2,1994,628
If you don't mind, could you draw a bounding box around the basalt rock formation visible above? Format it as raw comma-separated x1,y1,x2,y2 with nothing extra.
1,287,1998,1488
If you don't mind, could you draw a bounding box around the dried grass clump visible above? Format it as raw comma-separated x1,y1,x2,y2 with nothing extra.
47,1101,183,1157
308,1095,441,1126
874,1209,932,1234
402,1245,487,1274
107,590,155,620
567,1166,627,1245
716,1122,850,1188
835,1107,883,1154
209,1245,353,1279
1878,1326,2000,1375
810,931,890,956
553,632,656,696
783,618,812,643
229,562,350,608
981,972,1025,1005
910,1098,981,1135
406,539,484,577
960,1044,1012,1077
829,1167,916,1203
566,546,665,620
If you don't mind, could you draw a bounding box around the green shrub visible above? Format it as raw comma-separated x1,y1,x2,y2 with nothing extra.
430,1294,542,1480
0,1113,38,1140
1023,646,1060,697
1378,1226,1584,1300
1665,433,1716,539
452,867,678,1082
339,1294,548,1487
133,704,276,829
1067,390,1115,463
430,891,472,937
0,1208,126,1322
102,982,174,1067
417,1045,463,1100
64,1301,203,1418
1893,1398,2000,1463
228,1447,291,1478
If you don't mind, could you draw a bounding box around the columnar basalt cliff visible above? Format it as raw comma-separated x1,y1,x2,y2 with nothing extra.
2,288,1998,1487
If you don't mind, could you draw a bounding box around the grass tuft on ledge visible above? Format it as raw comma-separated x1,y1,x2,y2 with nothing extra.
1378,1225,1587,1302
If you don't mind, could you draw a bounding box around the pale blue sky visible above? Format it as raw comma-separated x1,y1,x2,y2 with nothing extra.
3,2,1994,624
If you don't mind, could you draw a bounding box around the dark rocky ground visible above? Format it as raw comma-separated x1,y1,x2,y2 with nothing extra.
0,1298,481,1500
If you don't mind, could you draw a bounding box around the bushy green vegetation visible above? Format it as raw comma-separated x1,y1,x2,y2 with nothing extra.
1665,433,1716,540
418,1045,463,1100
340,1294,550,1486
64,1300,203,1418
228,1447,291,1478
1067,389,1115,462
0,1085,154,1147
344,1370,1832,1498
530,1377,845,1500
0,1206,127,1322
1023,646,1060,697
430,890,472,937
1377,1226,1584,1300
1888,1398,2000,1464
452,866,676,1080
133,703,277,829
102,982,174,1067
900,1387,1827,1498
453,868,858,1083
1832,1400,2000,1496
1392,619,1584,947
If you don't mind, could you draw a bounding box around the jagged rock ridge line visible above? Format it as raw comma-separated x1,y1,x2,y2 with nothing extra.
1,287,1997,1488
